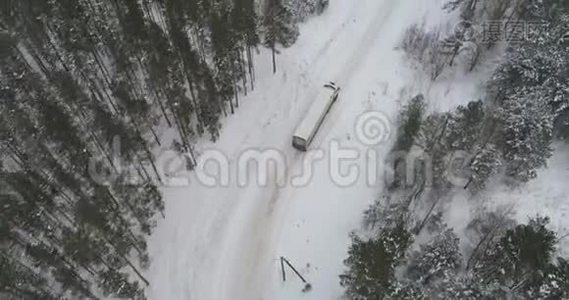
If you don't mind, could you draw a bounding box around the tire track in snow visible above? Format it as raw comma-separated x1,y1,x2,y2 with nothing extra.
311,0,398,149
335,1,397,86
217,1,402,299
300,2,361,73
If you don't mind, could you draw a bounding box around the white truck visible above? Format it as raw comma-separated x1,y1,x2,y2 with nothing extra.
292,82,340,151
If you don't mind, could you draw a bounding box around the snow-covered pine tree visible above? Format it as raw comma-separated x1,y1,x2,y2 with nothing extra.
489,0,569,138
292,0,330,21
464,210,516,270
495,90,554,182
395,95,427,152
232,0,260,91
474,217,560,297
445,100,486,152
1,0,319,296
340,223,413,299
406,229,462,287
466,145,503,191
263,0,299,73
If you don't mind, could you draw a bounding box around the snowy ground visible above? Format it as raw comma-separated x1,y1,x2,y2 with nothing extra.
145,1,513,299
485,143,569,257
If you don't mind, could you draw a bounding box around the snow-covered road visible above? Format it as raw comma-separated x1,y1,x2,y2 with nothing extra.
146,1,477,299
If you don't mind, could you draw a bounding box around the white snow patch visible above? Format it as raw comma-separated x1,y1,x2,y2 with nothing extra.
485,142,569,257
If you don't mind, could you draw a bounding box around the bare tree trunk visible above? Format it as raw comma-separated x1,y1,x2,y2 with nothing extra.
233,80,239,108
186,77,201,125
103,236,150,286
220,99,228,117
130,120,162,183
124,255,150,286
415,197,440,234
240,49,248,95
247,46,255,90
466,229,496,270
229,97,235,114
151,88,173,127
138,160,151,180
149,126,161,146
272,45,277,74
